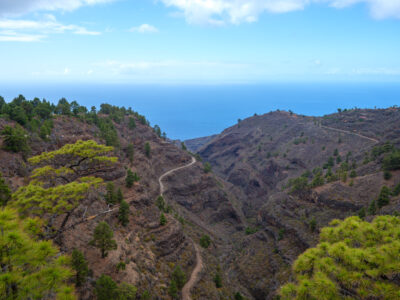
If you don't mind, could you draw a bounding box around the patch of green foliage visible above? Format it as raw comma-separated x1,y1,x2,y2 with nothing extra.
203,162,212,173
200,234,211,248
280,215,400,299
1,125,30,153
89,222,117,258
0,208,75,299
0,172,11,206
71,249,89,287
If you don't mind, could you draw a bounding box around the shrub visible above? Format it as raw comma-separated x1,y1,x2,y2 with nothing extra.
214,273,222,288
309,217,317,232
377,186,390,208
358,207,366,220
204,162,212,173
156,195,165,211
235,292,244,300
116,261,126,272
368,200,377,215
200,234,211,248
392,183,400,196
278,229,285,240
350,170,357,178
145,142,151,158
245,227,258,235
160,213,167,226
384,170,392,180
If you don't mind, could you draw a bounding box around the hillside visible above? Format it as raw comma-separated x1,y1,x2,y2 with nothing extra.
189,108,400,298
0,95,244,299
2,95,400,300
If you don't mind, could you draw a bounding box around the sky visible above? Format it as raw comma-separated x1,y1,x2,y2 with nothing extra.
1,0,400,84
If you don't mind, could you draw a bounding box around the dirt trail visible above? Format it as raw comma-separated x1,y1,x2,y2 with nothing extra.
181,241,203,300
320,125,379,143
157,156,203,300
159,156,196,196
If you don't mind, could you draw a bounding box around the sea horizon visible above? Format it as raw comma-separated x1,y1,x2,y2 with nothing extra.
1,82,400,140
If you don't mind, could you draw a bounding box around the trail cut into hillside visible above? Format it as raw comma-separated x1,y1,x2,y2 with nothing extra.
157,156,203,300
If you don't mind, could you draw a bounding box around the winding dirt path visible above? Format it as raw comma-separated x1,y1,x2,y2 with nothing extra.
181,241,203,300
157,156,203,300
320,125,379,144
159,156,196,196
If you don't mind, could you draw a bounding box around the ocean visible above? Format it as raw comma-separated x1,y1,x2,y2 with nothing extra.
1,82,399,140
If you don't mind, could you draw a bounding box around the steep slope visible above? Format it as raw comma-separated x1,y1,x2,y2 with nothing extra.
0,99,244,299
190,108,400,299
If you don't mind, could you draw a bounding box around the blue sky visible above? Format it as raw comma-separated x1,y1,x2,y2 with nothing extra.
1,0,400,84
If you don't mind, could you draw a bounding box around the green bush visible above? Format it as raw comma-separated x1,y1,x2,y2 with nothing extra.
200,234,211,248
160,213,167,226
384,170,392,180
245,227,258,235
214,272,222,288
377,186,390,208
156,195,166,211
145,142,151,158
204,162,212,173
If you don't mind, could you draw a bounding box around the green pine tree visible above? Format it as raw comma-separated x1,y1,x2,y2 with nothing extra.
118,200,130,226
71,249,89,287
117,188,123,203
0,172,11,206
377,186,390,208
160,213,167,226
90,222,117,258
95,275,118,300
145,142,151,158
168,280,178,298
172,265,186,289
126,169,135,188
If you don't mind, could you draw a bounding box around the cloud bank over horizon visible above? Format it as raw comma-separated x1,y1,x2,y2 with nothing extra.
161,0,400,24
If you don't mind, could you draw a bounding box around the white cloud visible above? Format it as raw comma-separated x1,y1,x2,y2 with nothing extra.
161,0,400,25
129,24,159,33
0,0,115,16
0,15,101,41
0,31,44,42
